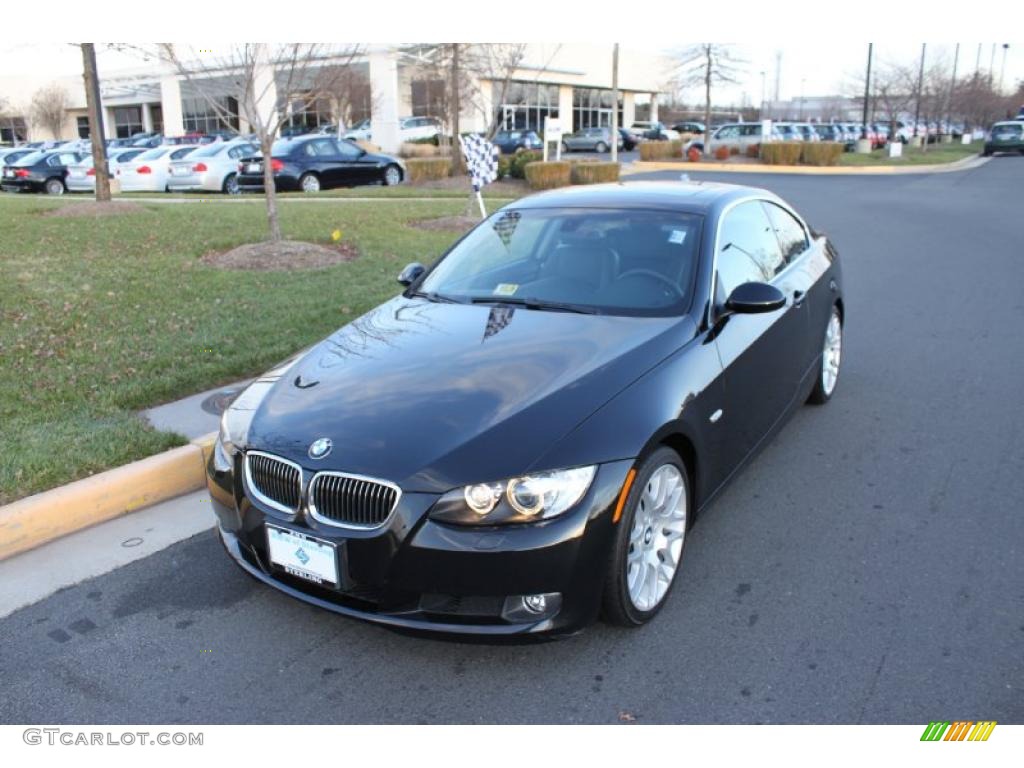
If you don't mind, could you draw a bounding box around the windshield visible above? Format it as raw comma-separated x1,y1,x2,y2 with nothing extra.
418,207,703,317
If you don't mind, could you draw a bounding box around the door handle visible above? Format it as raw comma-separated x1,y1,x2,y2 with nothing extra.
792,290,806,307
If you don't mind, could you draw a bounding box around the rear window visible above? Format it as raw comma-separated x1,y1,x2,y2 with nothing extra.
190,143,228,158
12,151,45,166
992,123,1022,136
137,148,170,160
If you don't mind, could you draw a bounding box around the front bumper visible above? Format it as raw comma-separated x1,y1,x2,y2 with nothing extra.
208,449,632,637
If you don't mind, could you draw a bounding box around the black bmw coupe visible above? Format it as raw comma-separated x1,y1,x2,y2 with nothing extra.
208,181,845,637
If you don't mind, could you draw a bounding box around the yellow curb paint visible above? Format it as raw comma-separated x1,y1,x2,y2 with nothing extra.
0,438,213,561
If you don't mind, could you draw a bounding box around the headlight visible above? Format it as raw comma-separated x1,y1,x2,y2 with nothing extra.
430,466,597,526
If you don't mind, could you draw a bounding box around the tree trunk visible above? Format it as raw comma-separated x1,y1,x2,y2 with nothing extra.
703,48,712,157
260,133,283,242
81,43,111,203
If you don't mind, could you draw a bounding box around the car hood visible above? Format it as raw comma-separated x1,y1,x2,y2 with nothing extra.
245,296,695,492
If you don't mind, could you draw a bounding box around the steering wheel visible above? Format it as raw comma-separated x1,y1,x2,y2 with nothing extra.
615,269,684,299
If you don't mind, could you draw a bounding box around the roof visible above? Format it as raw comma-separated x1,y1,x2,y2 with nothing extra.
508,180,767,214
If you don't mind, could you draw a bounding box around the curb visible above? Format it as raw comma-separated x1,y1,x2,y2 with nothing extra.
625,154,986,176
0,432,216,561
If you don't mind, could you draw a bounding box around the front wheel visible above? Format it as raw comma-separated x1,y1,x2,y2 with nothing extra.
808,305,843,404
602,446,691,627
222,173,240,195
560,142,569,154
299,173,321,193
45,178,65,195
382,164,402,186
595,141,608,153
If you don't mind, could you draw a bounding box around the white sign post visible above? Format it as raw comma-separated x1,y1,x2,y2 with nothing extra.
544,117,563,162
888,141,903,158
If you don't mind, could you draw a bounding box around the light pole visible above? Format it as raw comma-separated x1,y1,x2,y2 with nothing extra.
799,78,806,120
759,70,766,118
913,43,926,141
999,44,1009,93
861,43,873,143
611,43,619,163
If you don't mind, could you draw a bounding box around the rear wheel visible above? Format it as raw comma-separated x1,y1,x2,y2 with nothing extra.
45,178,65,195
595,141,608,153
560,141,569,154
808,305,843,404
222,173,240,195
299,173,320,193
602,446,691,627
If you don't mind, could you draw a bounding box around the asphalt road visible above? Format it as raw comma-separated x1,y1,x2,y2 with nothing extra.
2,159,1023,724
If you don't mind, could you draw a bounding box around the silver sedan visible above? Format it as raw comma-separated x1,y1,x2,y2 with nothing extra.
166,140,257,194
65,148,148,193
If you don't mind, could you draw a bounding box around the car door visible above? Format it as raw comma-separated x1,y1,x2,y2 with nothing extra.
301,138,341,187
711,199,810,471
330,139,377,186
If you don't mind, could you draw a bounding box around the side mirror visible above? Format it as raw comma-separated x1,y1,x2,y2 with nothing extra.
725,282,786,314
397,262,426,287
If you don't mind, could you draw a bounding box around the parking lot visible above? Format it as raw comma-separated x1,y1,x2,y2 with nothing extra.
1,158,1021,725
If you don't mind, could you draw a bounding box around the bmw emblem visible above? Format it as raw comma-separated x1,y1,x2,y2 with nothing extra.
308,438,332,460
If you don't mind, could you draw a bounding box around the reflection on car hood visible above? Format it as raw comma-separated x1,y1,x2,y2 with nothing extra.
246,296,695,491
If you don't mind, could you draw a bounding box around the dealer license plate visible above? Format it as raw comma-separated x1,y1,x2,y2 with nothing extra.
266,525,339,587
246,163,261,174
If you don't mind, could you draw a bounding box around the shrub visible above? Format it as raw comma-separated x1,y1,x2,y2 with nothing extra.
760,142,803,165
729,146,741,156
669,140,684,158
570,161,620,185
745,144,761,158
497,154,513,180
714,146,730,161
524,161,571,190
800,141,844,166
404,157,450,184
510,150,542,179
408,135,439,146
639,141,676,161
399,142,440,158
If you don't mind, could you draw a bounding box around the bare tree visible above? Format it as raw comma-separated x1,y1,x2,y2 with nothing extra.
872,62,914,142
29,84,70,140
158,43,362,243
462,44,530,138
312,63,375,135
672,44,744,155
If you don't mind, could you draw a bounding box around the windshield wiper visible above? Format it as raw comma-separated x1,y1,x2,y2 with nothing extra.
469,296,599,314
409,290,467,304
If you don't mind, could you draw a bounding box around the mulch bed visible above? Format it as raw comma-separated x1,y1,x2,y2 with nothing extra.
43,201,148,218
200,240,358,271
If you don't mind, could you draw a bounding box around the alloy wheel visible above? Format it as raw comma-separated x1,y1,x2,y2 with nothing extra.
46,179,64,195
301,174,320,193
822,310,842,396
626,464,687,612
384,166,401,186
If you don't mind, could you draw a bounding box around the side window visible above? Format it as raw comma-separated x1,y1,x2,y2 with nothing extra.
716,200,786,297
763,202,809,263
305,139,336,157
334,140,362,159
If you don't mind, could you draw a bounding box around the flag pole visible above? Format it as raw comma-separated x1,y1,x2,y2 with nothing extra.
476,188,486,218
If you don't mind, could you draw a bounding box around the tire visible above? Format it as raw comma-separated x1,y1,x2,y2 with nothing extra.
45,178,65,196
808,304,843,405
382,164,402,186
299,173,320,193
222,173,240,195
560,142,569,154
595,141,608,153
982,148,992,157
602,446,691,628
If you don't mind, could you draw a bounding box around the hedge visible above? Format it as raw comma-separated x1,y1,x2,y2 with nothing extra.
497,154,513,180
404,157,451,183
800,142,844,166
510,150,542,179
759,142,803,165
638,140,683,161
399,142,446,158
570,161,620,185
524,161,571,190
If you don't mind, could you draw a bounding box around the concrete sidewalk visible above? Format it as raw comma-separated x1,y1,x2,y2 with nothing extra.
143,379,251,440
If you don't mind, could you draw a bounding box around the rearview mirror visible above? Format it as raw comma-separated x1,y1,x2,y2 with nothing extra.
397,262,426,287
725,282,786,314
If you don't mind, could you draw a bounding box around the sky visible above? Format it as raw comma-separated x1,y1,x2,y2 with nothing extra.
1,42,1021,107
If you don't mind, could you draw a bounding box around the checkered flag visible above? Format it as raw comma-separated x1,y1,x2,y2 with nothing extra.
491,210,521,249
459,134,499,192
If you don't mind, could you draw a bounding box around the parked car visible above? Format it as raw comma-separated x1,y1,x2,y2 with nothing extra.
561,126,622,153
65,148,147,192
236,135,404,193
791,123,821,142
206,181,845,637
116,145,199,192
0,147,35,167
628,121,680,141
1,149,83,194
813,124,844,142
671,121,705,136
342,118,372,141
167,140,258,194
342,116,442,145
983,121,1024,156
618,128,638,151
690,122,780,154
773,123,804,142
492,130,543,155
129,132,163,148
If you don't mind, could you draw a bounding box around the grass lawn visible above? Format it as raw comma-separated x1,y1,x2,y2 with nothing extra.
0,195,480,504
837,140,981,166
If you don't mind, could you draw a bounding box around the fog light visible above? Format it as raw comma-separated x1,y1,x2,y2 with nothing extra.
523,594,547,614
500,592,562,623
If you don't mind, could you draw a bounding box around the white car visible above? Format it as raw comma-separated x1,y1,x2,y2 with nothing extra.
166,140,257,194
116,145,199,192
687,123,782,154
343,116,441,144
66,148,148,192
628,121,680,141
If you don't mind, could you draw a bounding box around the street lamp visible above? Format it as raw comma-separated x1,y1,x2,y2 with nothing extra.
999,44,1009,93
799,78,806,120
759,70,766,118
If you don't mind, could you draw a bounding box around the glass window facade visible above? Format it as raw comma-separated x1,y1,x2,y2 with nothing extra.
77,116,90,138
572,87,623,132
182,96,239,134
113,106,143,138
495,81,559,132
283,95,333,131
